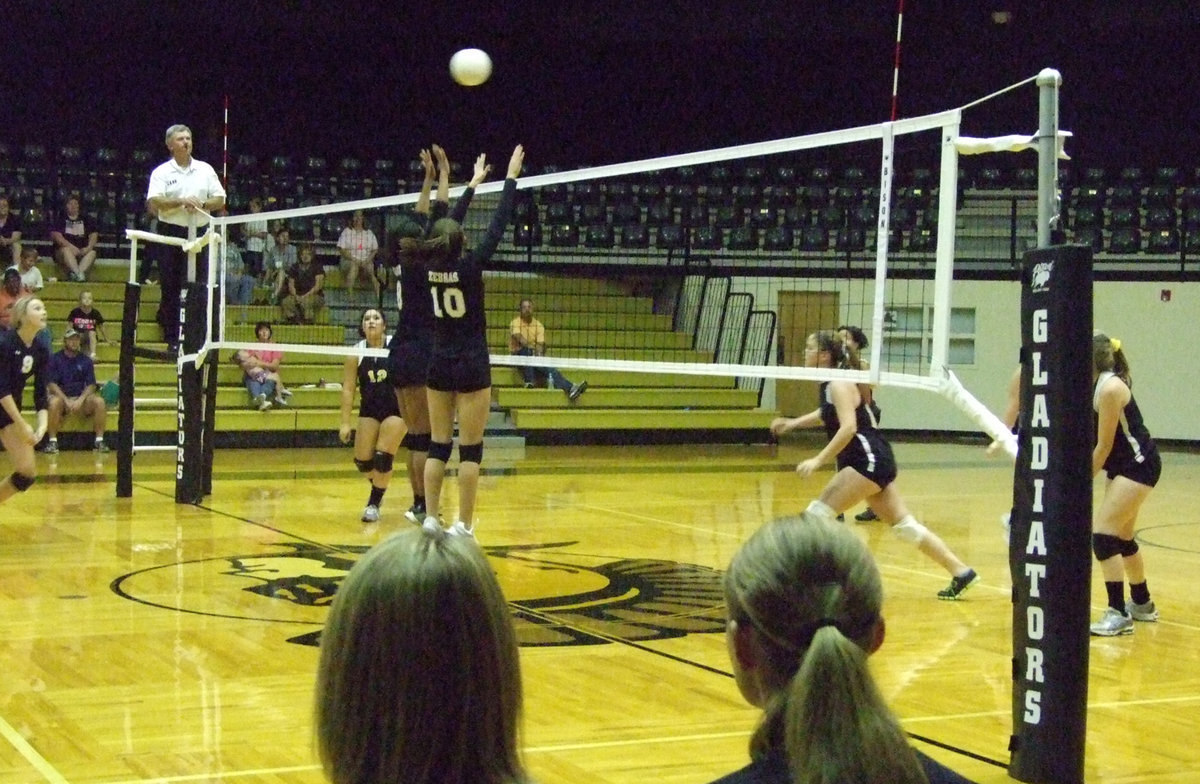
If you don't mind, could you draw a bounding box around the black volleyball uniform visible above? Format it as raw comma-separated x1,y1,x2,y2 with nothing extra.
389,188,476,387
819,381,898,487
1094,371,1161,487
355,338,401,422
0,329,50,429
426,178,516,393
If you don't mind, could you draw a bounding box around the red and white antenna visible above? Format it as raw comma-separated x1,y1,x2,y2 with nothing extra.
890,0,905,121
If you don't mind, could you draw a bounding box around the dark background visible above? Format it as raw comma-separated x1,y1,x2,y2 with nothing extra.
2,1,1198,176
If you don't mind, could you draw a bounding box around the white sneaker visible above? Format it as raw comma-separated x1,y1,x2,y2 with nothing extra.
421,515,443,535
361,504,380,523
1126,599,1159,622
255,393,271,411
1090,607,1134,637
448,521,475,538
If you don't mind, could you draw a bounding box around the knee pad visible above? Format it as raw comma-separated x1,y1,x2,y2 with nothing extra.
373,450,395,474
9,472,35,492
458,442,483,464
803,499,838,524
400,432,414,450
1091,533,1123,561
428,440,453,463
891,515,929,545
1117,537,1139,558
406,432,431,452
353,458,374,474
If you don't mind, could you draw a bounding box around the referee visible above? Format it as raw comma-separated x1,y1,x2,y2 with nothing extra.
145,124,226,352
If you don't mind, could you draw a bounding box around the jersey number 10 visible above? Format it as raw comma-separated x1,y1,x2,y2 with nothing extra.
430,286,467,319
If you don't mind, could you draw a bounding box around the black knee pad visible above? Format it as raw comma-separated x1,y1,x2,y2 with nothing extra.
10,472,35,492
407,432,431,452
428,440,453,462
1117,537,1139,557
353,457,374,474
400,433,414,450
1092,533,1123,561
373,450,395,474
459,442,483,464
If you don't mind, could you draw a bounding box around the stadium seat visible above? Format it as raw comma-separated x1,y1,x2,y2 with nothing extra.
549,224,580,247
578,203,607,226
618,224,650,249
1146,228,1179,254
780,206,809,228
1072,227,1103,253
1108,227,1141,254
1108,205,1140,228
835,226,867,252
669,183,698,206
731,184,761,209
727,226,759,251
656,224,685,250
545,202,574,224
1071,203,1104,229
763,184,796,208
1184,229,1200,255
584,224,614,249
683,202,709,227
1183,205,1200,230
1144,205,1176,229
713,204,744,229
611,202,641,226
800,226,829,251
692,225,723,250
645,199,674,226
906,226,935,252
513,223,543,247
763,226,795,252
747,206,777,229
571,182,602,204
1014,168,1037,190
817,204,845,230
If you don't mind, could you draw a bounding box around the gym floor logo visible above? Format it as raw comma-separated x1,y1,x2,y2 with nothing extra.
110,541,727,647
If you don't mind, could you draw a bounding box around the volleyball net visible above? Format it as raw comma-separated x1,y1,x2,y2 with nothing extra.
124,70,1065,460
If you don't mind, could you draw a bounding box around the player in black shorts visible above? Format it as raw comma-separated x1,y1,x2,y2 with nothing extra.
387,146,491,524
0,297,50,506
770,330,979,600
339,308,406,524
1089,332,1162,636
398,144,524,539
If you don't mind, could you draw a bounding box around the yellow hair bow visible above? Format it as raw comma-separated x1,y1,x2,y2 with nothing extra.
1110,338,1122,352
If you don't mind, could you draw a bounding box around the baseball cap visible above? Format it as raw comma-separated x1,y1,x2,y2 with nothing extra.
64,327,80,338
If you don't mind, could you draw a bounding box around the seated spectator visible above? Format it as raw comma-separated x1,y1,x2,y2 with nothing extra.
0,196,23,268
314,527,529,784
230,349,279,411
509,297,587,401
264,226,297,304
336,209,380,296
67,291,111,360
712,513,976,784
49,195,98,282
10,246,44,292
222,237,255,323
242,321,290,407
42,328,109,454
0,268,25,330
280,243,325,325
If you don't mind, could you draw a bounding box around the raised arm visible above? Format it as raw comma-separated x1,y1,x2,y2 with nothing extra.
469,145,524,263
450,153,491,223
415,149,435,217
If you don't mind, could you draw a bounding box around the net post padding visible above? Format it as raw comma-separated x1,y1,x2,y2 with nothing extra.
1008,244,1092,784
176,282,207,504
116,282,141,498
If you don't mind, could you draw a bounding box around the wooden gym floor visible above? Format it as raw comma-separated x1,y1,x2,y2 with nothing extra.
1,440,1198,783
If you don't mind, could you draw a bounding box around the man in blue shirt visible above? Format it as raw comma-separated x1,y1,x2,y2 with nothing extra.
41,328,109,454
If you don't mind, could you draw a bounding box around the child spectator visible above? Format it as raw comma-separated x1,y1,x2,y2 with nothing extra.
67,291,111,360
280,243,325,325
230,349,283,410
10,247,44,292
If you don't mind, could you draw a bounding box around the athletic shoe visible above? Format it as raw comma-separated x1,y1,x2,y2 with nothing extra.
523,382,534,389
94,440,110,454
855,508,879,522
361,504,380,523
448,521,475,538
272,396,289,408
1090,607,1134,636
405,503,426,524
280,388,293,398
937,568,979,600
421,515,443,535
39,441,59,455
1126,599,1159,622
256,393,272,411
568,380,588,401
836,513,845,521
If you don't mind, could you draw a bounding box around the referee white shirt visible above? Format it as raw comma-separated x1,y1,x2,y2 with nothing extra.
146,157,226,228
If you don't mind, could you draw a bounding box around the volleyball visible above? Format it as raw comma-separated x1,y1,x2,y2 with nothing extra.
449,48,492,86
